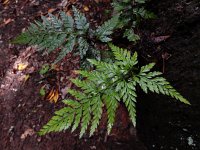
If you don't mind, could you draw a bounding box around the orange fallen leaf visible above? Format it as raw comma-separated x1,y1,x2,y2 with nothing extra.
83,6,89,12
17,62,28,71
3,0,10,5
46,87,59,103
48,8,56,13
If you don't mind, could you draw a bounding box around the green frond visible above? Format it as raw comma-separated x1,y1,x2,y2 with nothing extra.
80,100,91,138
63,99,81,108
13,7,100,64
71,107,82,132
77,70,91,77
103,92,119,134
67,89,87,100
123,28,140,43
77,37,89,59
90,96,103,136
54,35,75,63
39,44,189,139
87,59,119,75
38,107,74,135
95,16,119,42
120,81,137,125
70,78,97,94
138,64,190,105
108,43,138,64
60,11,74,31
140,63,155,73
72,6,89,31
135,0,146,3
13,13,68,54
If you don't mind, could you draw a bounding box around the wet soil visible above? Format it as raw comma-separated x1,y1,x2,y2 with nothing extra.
137,0,200,149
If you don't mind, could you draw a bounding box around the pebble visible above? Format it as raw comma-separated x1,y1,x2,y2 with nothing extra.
187,136,195,146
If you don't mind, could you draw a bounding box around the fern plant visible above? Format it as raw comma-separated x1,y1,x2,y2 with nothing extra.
111,0,155,42
38,44,190,138
13,6,118,65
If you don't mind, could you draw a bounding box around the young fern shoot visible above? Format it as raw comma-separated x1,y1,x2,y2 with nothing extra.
38,44,190,138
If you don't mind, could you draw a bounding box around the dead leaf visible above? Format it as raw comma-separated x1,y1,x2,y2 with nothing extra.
0,18,14,27
2,0,10,5
17,62,28,71
83,6,89,12
162,52,171,60
23,74,30,84
61,82,72,99
4,18,13,25
151,35,170,43
48,8,56,13
51,64,60,71
46,87,59,103
20,129,35,140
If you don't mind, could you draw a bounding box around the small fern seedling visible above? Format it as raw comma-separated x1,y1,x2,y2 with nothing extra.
13,6,119,66
111,0,155,42
38,44,190,138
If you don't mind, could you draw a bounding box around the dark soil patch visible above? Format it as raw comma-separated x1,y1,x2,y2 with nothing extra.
137,0,200,149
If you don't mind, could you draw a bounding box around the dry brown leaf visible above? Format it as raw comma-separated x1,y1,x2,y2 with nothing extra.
2,0,10,5
151,35,170,43
20,129,35,140
17,62,28,71
23,74,30,83
48,8,56,13
46,87,59,103
83,6,89,12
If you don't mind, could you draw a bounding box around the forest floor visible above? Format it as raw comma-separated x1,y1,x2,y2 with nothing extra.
0,0,200,150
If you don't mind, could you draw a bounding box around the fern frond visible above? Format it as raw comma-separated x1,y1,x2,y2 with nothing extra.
87,59,119,75
54,35,76,63
60,11,74,32
135,0,146,3
123,28,140,42
77,37,89,59
38,107,74,135
70,78,97,94
80,100,91,138
123,81,137,125
90,96,103,136
67,89,87,100
138,64,190,105
13,12,69,54
139,63,155,73
103,91,119,134
71,107,82,132
63,99,81,108
39,44,189,138
72,6,89,31
95,16,119,42
109,43,138,64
